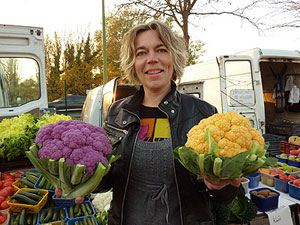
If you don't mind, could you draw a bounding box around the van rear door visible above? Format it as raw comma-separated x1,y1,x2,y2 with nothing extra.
218,55,264,132
0,24,47,120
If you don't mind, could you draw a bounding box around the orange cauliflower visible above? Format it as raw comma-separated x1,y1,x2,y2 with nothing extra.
185,111,264,157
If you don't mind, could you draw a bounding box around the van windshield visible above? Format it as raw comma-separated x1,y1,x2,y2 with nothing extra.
0,57,41,108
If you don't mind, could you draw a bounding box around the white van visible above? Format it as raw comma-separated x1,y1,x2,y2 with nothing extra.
181,48,300,135
0,24,48,120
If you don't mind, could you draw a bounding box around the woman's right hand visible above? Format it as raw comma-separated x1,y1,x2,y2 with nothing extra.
55,188,84,204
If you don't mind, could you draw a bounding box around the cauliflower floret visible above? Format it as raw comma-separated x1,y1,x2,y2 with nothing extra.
185,111,264,157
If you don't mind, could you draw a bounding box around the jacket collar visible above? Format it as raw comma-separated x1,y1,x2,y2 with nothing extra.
123,81,179,112
115,81,180,126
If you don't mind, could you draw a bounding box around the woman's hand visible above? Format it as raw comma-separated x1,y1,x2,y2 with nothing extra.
55,188,84,204
203,176,241,190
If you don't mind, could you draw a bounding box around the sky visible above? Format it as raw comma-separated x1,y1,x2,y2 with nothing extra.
1,0,299,61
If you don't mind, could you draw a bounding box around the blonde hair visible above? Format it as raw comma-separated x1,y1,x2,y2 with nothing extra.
120,20,188,87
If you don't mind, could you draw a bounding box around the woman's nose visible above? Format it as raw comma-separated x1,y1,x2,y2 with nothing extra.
147,51,158,63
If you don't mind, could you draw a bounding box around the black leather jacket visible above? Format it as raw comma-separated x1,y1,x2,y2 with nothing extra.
99,82,239,225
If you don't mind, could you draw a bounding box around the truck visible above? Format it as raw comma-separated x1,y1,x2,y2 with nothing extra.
0,24,48,121
82,48,300,138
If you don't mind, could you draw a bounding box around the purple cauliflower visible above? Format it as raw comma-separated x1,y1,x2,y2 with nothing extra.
36,120,112,174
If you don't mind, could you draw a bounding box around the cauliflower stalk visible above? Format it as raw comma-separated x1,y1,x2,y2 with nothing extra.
173,112,277,181
25,120,119,198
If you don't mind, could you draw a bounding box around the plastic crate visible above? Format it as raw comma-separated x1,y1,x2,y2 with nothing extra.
67,215,98,225
280,141,300,154
34,175,55,194
287,158,300,168
246,173,260,189
241,177,249,193
20,169,39,178
279,165,300,176
259,170,279,187
275,154,288,164
7,188,48,214
269,121,300,136
52,195,75,207
274,175,289,193
250,187,280,212
66,201,95,219
8,211,39,225
263,134,287,156
38,206,68,224
12,177,37,192
288,180,300,200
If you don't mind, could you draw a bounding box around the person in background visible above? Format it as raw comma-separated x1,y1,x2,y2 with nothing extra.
57,20,241,225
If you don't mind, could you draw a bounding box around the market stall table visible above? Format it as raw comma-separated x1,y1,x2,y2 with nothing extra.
247,182,300,225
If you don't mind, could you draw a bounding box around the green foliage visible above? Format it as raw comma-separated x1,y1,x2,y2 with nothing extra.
213,186,258,225
0,114,38,160
0,113,71,160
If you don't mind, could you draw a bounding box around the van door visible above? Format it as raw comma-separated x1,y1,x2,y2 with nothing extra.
218,55,263,132
0,25,48,119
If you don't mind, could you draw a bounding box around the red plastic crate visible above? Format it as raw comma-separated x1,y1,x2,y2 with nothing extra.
280,141,300,154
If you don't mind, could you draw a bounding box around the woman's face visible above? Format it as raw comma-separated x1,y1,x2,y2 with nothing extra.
134,30,174,93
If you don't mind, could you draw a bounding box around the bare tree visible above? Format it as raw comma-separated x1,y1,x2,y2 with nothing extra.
117,0,263,50
262,0,300,30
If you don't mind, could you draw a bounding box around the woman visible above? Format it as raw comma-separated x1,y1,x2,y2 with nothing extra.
98,20,240,225
56,20,241,225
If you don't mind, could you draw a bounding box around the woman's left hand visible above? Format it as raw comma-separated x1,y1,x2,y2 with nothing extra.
203,176,241,190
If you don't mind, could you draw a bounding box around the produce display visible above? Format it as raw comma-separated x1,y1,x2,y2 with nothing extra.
173,111,277,181
0,114,72,161
251,189,278,198
259,168,284,186
25,120,119,198
0,172,22,211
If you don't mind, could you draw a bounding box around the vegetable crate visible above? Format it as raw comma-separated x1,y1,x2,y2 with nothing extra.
250,188,280,212
263,133,287,157
288,181,300,200
280,141,300,154
7,188,48,214
269,121,300,137
52,195,75,207
37,206,68,224
274,175,289,193
34,175,55,194
67,215,97,225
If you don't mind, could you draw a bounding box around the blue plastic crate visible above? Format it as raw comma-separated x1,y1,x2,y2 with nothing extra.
288,180,300,200
275,154,288,164
9,212,39,225
37,206,68,224
20,169,39,178
52,194,75,207
66,201,95,219
250,187,280,212
34,175,55,194
287,158,300,168
274,175,289,193
67,215,98,225
246,173,260,189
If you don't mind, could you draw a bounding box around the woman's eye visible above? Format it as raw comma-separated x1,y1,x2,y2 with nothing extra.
136,51,145,57
158,48,167,53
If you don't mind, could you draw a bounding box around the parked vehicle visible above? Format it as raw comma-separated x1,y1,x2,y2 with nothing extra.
82,48,300,138
48,95,86,118
0,24,48,121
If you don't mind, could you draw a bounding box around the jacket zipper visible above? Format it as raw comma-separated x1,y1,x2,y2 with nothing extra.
119,110,140,225
159,106,184,225
104,123,129,135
